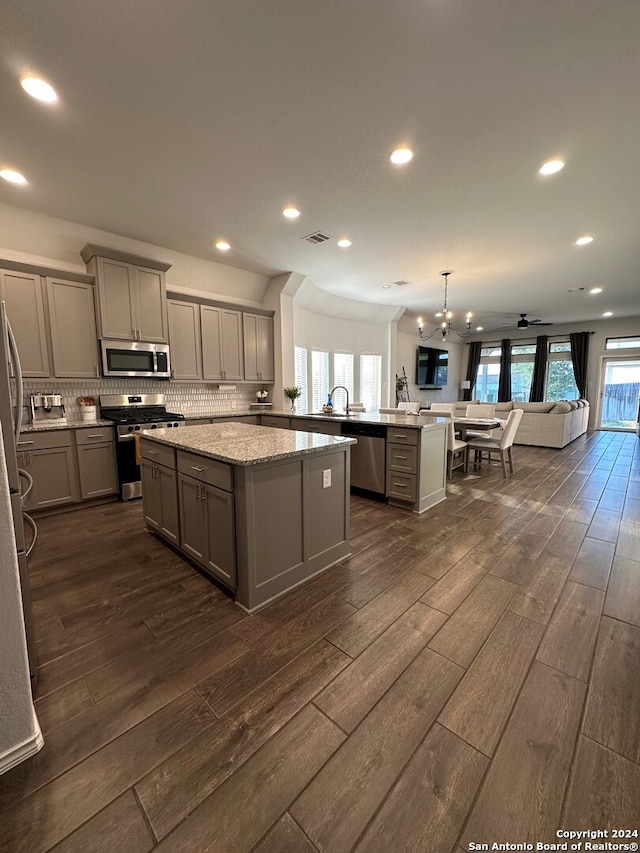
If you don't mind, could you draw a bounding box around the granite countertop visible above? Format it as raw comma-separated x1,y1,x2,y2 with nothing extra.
21,418,114,433
273,411,448,431
139,422,356,466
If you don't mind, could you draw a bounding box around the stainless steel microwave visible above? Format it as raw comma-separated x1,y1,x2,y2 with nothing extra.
100,340,171,378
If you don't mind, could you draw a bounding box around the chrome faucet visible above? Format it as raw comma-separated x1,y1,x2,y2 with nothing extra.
330,386,350,414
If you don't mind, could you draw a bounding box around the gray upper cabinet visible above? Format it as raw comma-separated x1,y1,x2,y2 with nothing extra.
46,278,99,378
0,270,50,378
243,313,274,382
168,299,202,380
201,305,243,381
82,244,170,343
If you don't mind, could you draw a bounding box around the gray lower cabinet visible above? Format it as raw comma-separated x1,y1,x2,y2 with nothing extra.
76,428,118,499
17,431,79,510
141,458,180,543
0,269,50,378
46,277,100,378
177,472,236,588
260,415,291,429
293,418,342,435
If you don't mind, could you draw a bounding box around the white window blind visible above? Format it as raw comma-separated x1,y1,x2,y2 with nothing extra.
359,353,382,412
294,346,308,414
311,350,329,412
333,352,354,405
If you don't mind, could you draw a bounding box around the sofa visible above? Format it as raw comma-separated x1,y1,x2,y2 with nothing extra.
420,399,590,449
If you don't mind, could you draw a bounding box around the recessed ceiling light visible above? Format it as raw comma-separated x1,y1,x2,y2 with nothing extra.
337,239,352,248
0,169,28,185
20,76,57,103
603,311,613,317
590,287,602,294
389,147,414,165
382,284,392,289
539,159,564,175
282,207,300,219
476,326,484,331
575,236,594,246
215,241,231,252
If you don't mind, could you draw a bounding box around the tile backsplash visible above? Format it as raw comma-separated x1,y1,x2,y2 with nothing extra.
22,378,271,420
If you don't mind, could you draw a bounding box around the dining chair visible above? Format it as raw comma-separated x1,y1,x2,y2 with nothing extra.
379,407,404,414
465,403,496,418
466,408,523,477
429,403,456,416
348,402,366,411
446,420,467,477
397,401,420,413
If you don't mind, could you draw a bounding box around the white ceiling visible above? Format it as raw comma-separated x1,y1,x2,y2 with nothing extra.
1,0,639,332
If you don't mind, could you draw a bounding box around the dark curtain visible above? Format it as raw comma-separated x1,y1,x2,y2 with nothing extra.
498,338,512,402
570,331,591,398
464,340,482,401
529,335,549,402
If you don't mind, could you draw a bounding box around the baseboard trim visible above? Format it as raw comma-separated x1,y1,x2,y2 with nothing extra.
0,726,44,776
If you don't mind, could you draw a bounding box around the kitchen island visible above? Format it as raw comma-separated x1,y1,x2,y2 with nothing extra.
139,422,354,612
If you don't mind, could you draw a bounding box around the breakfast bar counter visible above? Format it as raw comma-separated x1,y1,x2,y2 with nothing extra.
139,422,354,612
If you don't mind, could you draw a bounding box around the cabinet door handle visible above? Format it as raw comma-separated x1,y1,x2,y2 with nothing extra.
395,454,407,460
393,482,407,488
95,365,100,378
147,450,158,456
191,465,205,472
392,434,407,439
17,440,35,446
86,434,103,439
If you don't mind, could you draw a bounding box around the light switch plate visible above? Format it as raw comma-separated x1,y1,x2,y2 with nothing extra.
322,469,331,488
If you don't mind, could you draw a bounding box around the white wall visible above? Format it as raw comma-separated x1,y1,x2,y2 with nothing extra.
461,315,640,428
0,203,270,306
396,314,465,406
0,431,42,775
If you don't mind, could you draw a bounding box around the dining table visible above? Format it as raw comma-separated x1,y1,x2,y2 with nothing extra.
452,417,502,441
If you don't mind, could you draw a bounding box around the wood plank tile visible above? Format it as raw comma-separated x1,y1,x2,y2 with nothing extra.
508,553,573,625
564,496,598,525
461,662,586,847
439,611,544,757
153,706,344,853
410,533,484,580
135,640,349,840
622,496,640,523
582,617,640,764
33,680,94,734
562,736,640,831
568,537,614,590
354,724,488,853
588,508,622,542
428,575,517,668
598,488,626,512
536,581,604,681
0,691,215,853
47,790,154,853
314,602,447,732
326,571,435,658
290,648,464,853
251,813,316,853
339,545,427,609
420,550,497,615
603,555,640,627
615,520,640,561
197,593,356,716
489,532,548,584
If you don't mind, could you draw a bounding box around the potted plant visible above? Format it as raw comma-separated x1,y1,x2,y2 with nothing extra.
283,386,302,413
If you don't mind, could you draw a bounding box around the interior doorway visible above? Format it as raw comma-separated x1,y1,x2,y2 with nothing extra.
599,356,640,430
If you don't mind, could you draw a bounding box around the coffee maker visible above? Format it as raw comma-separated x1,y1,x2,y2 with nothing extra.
30,394,67,427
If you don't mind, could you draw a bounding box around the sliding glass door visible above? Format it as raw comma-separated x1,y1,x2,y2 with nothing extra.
599,357,640,430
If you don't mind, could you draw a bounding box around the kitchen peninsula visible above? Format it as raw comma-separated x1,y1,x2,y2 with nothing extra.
139,422,354,611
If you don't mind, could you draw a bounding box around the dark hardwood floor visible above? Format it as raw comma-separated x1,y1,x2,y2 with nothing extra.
1,429,639,852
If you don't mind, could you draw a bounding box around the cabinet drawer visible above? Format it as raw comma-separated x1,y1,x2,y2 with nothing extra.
177,450,233,492
17,429,72,451
76,426,115,445
386,472,417,502
387,443,418,474
386,427,418,447
261,415,290,429
294,418,341,435
140,439,176,469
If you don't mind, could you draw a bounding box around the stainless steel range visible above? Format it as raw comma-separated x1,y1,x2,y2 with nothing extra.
100,394,185,500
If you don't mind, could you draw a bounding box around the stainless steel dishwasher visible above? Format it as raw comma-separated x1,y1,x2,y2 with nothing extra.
340,422,386,495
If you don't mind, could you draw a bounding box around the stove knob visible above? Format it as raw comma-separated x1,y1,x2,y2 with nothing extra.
173,422,179,427
127,426,134,432
134,425,141,431
150,423,157,429
167,422,173,428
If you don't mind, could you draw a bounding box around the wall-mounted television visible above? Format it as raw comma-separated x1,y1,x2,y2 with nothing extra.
416,346,448,388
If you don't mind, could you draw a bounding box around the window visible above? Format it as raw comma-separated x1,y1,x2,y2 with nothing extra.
359,353,382,412
294,346,308,414
333,352,354,403
546,340,578,400
606,337,640,350
311,350,329,412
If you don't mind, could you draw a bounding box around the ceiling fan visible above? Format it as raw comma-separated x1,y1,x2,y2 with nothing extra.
499,313,555,329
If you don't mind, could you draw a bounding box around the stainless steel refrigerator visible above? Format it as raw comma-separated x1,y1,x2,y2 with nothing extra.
0,301,38,681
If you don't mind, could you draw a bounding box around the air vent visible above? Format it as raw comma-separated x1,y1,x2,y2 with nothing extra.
392,279,412,287
302,232,332,244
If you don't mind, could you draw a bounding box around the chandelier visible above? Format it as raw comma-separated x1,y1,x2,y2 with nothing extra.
417,271,472,342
